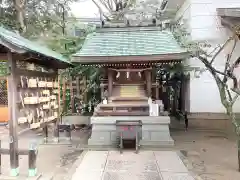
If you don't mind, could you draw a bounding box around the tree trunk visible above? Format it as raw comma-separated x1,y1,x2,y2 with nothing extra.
227,107,240,171
238,139,240,171
14,0,26,33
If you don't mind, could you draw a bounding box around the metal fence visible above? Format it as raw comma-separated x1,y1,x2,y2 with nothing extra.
0,77,8,105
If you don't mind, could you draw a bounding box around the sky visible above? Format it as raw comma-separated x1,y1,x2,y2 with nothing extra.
70,0,100,18
69,0,167,18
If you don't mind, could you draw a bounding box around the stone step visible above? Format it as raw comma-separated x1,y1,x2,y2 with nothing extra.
94,110,149,116
109,96,148,102
90,116,170,124
98,102,149,108
87,139,175,148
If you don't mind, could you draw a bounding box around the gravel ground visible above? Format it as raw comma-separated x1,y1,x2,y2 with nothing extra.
0,126,89,180
1,125,240,180
172,129,240,180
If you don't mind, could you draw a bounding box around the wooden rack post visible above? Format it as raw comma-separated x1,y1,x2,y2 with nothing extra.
7,51,19,176
70,76,74,113
2,54,64,175
54,74,61,140
0,26,71,177
0,140,37,177
62,77,66,114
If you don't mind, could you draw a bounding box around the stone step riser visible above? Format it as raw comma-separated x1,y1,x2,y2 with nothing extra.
88,116,174,148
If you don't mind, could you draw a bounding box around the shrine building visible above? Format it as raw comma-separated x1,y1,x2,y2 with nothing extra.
72,21,189,147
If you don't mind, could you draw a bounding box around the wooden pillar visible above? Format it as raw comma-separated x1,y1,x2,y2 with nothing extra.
145,70,152,97
54,73,60,139
108,69,113,96
166,73,170,111
184,74,191,112
62,78,66,114
83,76,87,103
70,76,74,113
76,76,80,97
7,51,19,176
100,77,104,100
155,76,160,100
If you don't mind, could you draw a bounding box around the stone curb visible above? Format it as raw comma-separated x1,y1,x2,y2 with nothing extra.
178,150,203,180
61,150,87,180
0,174,42,180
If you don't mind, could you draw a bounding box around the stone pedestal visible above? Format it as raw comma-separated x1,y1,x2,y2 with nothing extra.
88,116,174,147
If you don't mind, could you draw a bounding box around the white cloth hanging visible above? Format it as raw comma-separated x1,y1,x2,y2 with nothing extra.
138,72,141,77
126,71,130,79
103,98,108,104
149,103,159,116
148,97,152,105
116,72,120,79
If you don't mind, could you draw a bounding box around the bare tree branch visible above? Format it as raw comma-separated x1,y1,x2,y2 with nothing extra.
226,85,233,102
92,0,111,21
222,37,237,83
198,55,230,79
232,94,239,105
210,37,233,64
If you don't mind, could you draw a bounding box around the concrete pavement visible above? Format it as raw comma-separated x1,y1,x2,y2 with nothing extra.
71,150,196,180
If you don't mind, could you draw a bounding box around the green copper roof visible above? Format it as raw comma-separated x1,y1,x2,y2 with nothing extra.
73,27,187,61
0,26,71,67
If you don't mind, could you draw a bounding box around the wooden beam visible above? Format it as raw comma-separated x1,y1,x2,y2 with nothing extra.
72,53,188,63
217,8,240,17
7,51,19,175
109,68,152,72
220,17,240,30
0,148,30,155
0,53,7,60
15,68,57,77
0,53,27,61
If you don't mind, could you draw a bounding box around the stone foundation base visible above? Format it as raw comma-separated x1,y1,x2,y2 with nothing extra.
88,116,174,148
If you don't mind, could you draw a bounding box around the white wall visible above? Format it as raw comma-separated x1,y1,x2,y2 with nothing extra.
176,0,240,113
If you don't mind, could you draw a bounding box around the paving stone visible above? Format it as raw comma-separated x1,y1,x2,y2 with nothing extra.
71,169,103,180
103,171,162,180
105,159,158,172
106,151,158,172
161,172,195,180
105,159,136,171
108,151,155,161
71,151,194,180
76,151,108,171
154,151,188,173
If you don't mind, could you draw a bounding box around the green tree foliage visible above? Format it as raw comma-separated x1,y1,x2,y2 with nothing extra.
0,61,7,76
0,0,19,30
1,0,96,114
43,24,96,58
0,0,78,37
